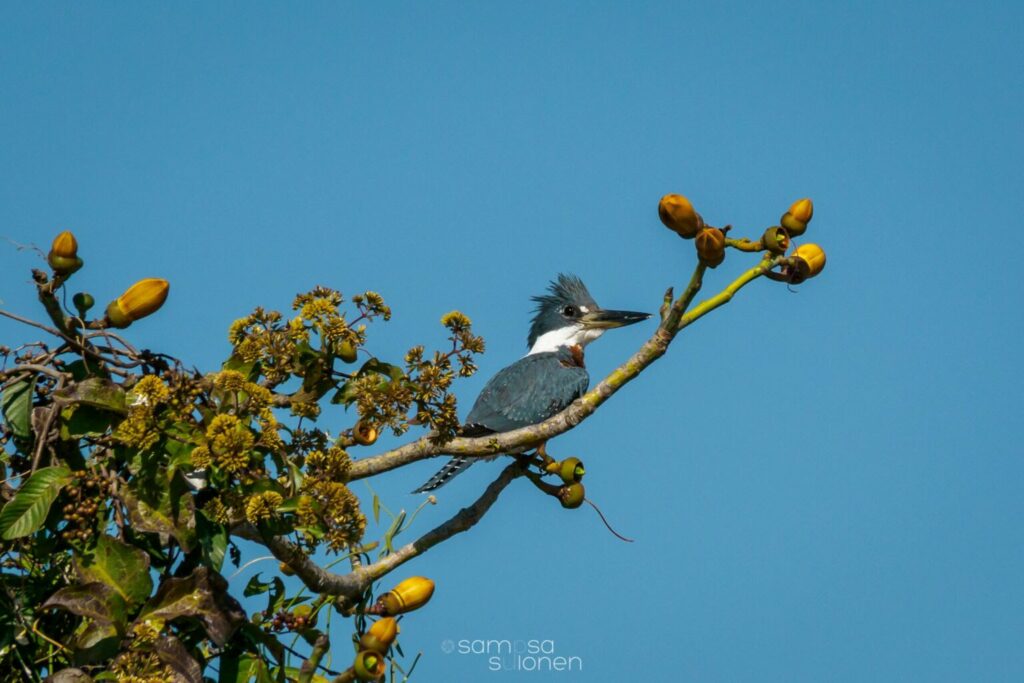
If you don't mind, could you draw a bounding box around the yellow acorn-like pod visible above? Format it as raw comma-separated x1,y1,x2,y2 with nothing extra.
375,576,435,615
790,243,827,283
359,617,399,654
558,457,585,484
353,650,386,681
695,228,726,268
761,226,791,256
48,231,83,274
780,198,814,236
336,340,359,363
558,482,585,509
658,194,704,239
50,230,78,258
790,197,814,223
106,278,170,328
353,420,378,446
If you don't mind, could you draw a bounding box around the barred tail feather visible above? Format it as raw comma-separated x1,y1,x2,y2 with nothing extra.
412,457,474,493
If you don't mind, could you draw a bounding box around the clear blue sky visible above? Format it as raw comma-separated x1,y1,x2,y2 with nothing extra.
2,2,1022,681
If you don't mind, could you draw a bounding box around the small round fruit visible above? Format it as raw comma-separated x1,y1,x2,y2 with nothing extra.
353,421,378,446
558,483,585,509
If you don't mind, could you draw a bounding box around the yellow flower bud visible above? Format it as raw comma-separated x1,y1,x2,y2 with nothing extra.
106,278,170,328
780,198,814,236
695,228,726,268
48,231,83,275
658,194,704,239
353,420,378,446
789,198,814,223
791,243,827,282
50,231,78,258
558,457,585,484
353,650,386,681
359,617,399,653
375,576,435,615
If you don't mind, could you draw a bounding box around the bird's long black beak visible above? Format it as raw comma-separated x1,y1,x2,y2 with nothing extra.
580,308,651,329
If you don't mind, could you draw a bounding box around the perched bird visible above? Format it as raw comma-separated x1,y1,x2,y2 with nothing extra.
413,274,649,493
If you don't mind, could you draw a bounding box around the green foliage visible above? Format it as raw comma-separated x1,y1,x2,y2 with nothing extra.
0,466,72,539
2,375,36,440
1,267,483,681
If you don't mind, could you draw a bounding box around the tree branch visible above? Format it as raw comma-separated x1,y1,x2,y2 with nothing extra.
236,461,525,599
348,257,785,482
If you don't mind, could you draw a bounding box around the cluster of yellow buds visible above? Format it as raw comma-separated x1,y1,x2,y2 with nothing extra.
658,195,727,268
658,194,827,283
353,578,434,680
48,231,83,275
105,278,170,328
45,230,172,327
776,198,826,282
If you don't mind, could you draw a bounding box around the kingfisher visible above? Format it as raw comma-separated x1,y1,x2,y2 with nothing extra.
413,274,649,493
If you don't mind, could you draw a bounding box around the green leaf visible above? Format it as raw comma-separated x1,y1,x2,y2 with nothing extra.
372,494,380,525
244,573,286,615
42,582,126,629
142,567,245,647
360,358,406,382
74,534,153,607
1,376,36,440
222,354,259,381
196,511,228,572
238,622,285,669
218,653,268,683
54,378,127,415
59,405,117,439
0,465,71,539
166,438,198,475
329,383,352,405
72,620,120,665
65,358,109,382
383,510,406,554
243,573,278,597
123,473,197,552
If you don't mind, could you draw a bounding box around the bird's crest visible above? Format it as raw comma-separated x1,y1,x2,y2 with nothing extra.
527,273,597,348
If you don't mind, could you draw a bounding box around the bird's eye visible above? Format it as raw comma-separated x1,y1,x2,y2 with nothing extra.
562,305,577,317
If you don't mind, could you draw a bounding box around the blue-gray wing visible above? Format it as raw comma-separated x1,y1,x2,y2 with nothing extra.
465,352,589,432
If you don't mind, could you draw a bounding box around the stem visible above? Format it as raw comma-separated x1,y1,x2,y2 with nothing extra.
724,237,763,252
298,634,330,683
678,256,782,331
